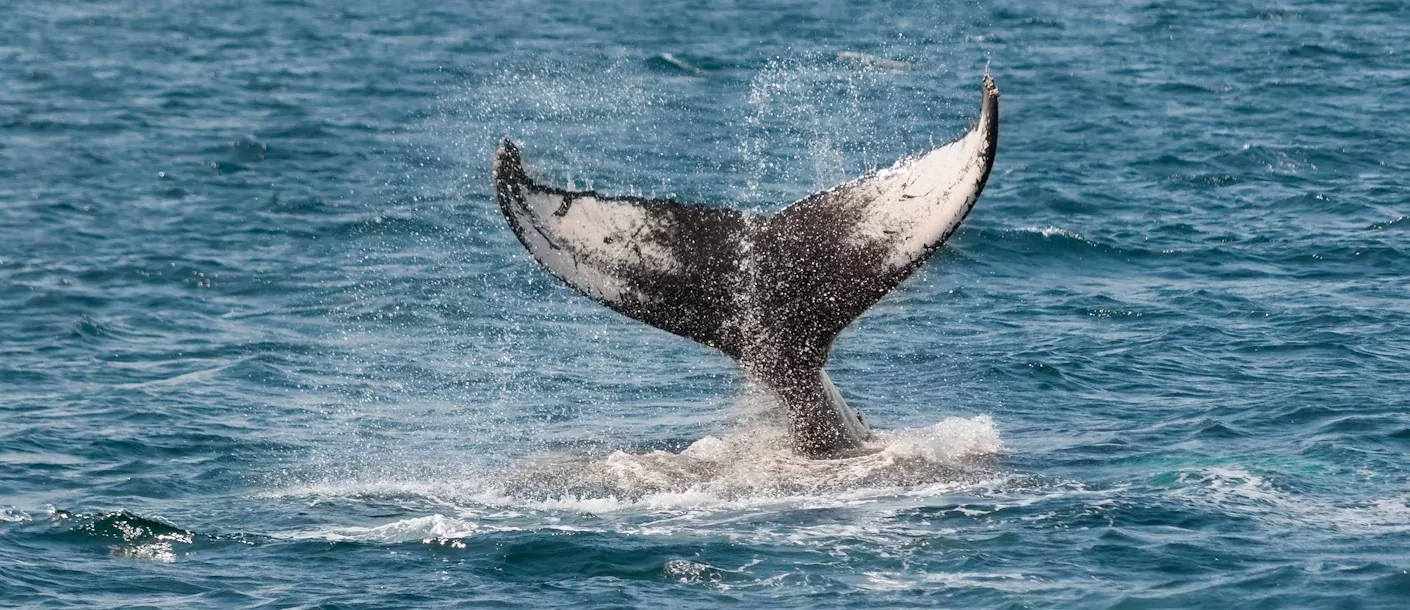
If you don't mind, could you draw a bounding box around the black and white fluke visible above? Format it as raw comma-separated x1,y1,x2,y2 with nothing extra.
493,75,1000,457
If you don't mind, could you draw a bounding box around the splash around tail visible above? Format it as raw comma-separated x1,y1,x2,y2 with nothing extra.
488,413,1004,506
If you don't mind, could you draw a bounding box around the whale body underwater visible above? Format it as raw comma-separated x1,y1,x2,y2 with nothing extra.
492,75,1000,458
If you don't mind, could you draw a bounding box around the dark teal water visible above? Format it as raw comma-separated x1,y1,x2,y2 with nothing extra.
3,0,1409,607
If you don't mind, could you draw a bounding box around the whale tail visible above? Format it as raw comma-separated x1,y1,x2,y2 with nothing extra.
493,75,1000,457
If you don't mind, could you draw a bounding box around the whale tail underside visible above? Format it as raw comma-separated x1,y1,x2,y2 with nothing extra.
492,140,752,358
492,75,1000,456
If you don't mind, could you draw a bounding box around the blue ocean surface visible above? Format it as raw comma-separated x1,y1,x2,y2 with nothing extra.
2,0,1408,607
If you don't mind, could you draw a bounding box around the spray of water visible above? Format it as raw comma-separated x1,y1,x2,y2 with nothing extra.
286,46,999,508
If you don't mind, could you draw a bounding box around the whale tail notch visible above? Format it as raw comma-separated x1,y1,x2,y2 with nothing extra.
493,75,1000,456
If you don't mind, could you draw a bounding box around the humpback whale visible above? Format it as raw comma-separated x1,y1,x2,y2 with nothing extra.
493,75,1000,458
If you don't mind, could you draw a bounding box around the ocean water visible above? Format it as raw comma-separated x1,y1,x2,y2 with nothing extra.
2,0,1408,606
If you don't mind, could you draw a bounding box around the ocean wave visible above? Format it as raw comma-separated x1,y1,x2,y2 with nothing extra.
281,514,482,545
0,507,32,523
1165,467,1410,535
646,53,705,76
965,225,1161,262
860,570,1050,593
48,509,198,563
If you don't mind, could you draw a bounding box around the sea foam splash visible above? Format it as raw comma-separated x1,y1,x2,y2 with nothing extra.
266,414,1003,543
575,414,1003,500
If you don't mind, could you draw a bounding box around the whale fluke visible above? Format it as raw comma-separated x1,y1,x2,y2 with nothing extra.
493,75,1000,457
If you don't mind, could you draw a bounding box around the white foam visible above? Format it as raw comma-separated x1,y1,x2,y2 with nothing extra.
1169,467,1410,535
0,507,31,523
570,415,1002,503
658,53,703,75
874,415,1003,462
112,542,179,563
284,514,483,543
259,417,1002,542
1021,225,1087,241
835,51,917,72
106,524,191,563
258,416,1006,546
861,570,1047,592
